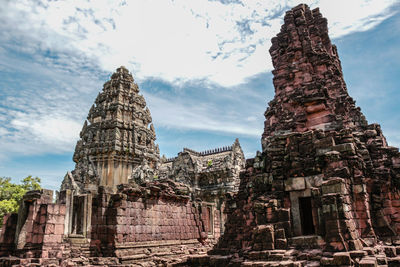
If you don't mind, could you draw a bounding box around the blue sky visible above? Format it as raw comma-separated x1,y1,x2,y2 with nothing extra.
0,0,399,190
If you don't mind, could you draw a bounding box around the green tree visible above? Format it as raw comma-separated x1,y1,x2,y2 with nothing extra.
21,175,41,191
0,176,41,226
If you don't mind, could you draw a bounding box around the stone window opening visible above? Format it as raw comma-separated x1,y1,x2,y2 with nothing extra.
299,197,315,235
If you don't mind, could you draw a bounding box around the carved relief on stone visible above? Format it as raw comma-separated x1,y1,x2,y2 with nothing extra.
60,172,79,192
66,66,160,192
129,158,158,185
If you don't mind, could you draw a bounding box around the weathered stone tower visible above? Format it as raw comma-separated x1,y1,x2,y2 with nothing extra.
263,4,367,141
196,4,400,266
58,66,161,240
62,66,159,192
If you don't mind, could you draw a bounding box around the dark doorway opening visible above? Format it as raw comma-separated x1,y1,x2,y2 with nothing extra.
206,206,213,235
71,196,85,235
299,197,315,235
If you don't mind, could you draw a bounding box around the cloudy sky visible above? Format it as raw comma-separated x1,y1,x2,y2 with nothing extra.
0,0,399,189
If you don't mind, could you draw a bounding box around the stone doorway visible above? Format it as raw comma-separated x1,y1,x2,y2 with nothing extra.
63,192,92,239
299,197,315,235
71,195,85,235
206,206,213,235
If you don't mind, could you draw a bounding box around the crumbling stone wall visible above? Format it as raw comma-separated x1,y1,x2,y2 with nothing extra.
88,180,217,265
0,190,68,266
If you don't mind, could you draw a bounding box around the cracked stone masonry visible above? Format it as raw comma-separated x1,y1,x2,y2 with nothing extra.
1,3,400,267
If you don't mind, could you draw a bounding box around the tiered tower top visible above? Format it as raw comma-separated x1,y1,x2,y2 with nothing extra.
262,4,367,147
65,66,159,191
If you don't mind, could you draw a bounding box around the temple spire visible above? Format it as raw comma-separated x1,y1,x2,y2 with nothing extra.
66,67,159,192
263,4,367,146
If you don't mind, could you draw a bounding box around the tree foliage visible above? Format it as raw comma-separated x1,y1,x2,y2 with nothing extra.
0,176,41,226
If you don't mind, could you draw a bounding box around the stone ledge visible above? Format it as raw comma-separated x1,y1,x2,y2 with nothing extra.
114,239,200,249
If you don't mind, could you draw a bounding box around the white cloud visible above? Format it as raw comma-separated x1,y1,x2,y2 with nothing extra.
0,50,106,158
145,92,263,137
0,0,397,87
0,108,83,157
0,0,398,161
11,114,81,148
316,0,398,37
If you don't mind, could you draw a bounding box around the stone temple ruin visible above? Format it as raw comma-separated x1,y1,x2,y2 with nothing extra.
1,3,400,267
0,65,246,266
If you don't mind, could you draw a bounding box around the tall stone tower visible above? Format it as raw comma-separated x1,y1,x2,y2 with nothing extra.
262,4,367,147
63,66,160,192
212,4,400,262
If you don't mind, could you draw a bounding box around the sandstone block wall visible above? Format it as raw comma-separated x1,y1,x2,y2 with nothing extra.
216,127,400,251
88,180,218,263
92,190,201,245
0,190,68,266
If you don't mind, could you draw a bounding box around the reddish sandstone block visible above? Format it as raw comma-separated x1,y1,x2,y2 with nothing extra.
41,250,48,258
116,234,123,243
26,233,32,243
54,224,64,235
43,234,61,243
33,223,41,234
37,234,43,243
116,216,126,224
333,252,352,265
32,234,38,243
25,221,34,233
47,214,63,224
359,258,377,267
49,204,60,214
59,205,66,215
116,208,126,216
45,223,55,234
330,241,345,251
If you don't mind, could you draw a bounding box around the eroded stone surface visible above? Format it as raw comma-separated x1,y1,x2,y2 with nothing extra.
203,3,400,267
262,4,367,141
62,66,160,192
1,4,400,267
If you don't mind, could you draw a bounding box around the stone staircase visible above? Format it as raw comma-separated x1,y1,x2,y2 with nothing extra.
0,256,61,267
68,238,92,258
184,245,400,267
